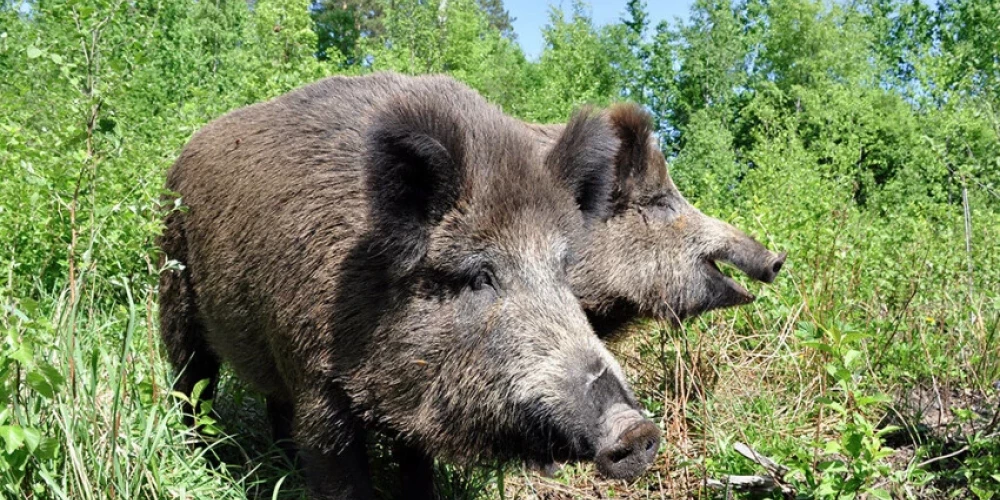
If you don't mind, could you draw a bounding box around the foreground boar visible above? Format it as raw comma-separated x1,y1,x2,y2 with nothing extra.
527,105,786,338
159,73,660,499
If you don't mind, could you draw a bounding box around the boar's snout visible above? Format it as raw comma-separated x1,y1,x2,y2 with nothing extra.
594,407,661,481
537,344,660,481
730,238,785,281
682,218,788,317
706,217,787,284
715,241,786,284
765,252,787,283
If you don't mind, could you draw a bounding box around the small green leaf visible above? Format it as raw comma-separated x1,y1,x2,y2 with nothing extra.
6,304,30,323
875,425,901,437
21,427,41,453
26,371,54,399
50,53,63,65
18,298,39,317
803,340,833,353
11,342,33,365
27,46,42,59
37,437,59,460
825,401,848,415
0,425,25,453
870,488,892,500
843,432,863,458
817,458,845,471
842,331,870,344
826,363,852,382
39,363,65,391
191,378,211,404
857,394,891,407
843,349,862,368
170,390,191,405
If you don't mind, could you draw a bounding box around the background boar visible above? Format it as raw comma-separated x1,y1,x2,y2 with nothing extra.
527,104,786,339
158,73,660,499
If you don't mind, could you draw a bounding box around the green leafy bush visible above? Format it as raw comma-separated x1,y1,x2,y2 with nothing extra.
1,0,998,498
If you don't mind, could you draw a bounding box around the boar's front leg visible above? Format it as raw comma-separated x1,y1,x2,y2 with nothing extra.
299,437,373,500
295,389,374,500
394,441,435,500
266,396,296,462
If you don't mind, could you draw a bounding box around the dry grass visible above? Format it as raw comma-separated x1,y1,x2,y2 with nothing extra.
495,259,1000,499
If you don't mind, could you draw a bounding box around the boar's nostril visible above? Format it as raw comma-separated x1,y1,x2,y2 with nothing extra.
771,252,787,278
595,418,661,480
608,447,631,464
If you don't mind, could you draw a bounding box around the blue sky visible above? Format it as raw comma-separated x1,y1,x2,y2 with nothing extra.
506,0,696,60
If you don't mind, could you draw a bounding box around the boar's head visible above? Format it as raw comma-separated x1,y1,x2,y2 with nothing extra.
545,104,786,337
350,98,659,481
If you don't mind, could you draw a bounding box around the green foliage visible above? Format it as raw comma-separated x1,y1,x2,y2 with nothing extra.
1,0,999,497
0,296,61,496
796,320,896,499
363,0,527,110
513,2,633,122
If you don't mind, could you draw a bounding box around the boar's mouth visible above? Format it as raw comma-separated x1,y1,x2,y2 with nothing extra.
658,256,780,326
702,258,756,312
699,246,786,316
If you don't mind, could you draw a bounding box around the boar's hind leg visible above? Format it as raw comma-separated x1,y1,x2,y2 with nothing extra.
159,215,220,429
393,442,435,500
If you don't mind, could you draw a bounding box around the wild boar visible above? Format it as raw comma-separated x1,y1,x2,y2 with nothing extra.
526,104,786,339
158,73,660,500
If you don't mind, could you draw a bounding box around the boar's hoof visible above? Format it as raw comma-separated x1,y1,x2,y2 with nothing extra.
527,459,562,478
595,419,660,481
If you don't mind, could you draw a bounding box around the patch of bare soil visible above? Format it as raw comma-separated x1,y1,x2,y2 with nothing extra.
879,383,1000,499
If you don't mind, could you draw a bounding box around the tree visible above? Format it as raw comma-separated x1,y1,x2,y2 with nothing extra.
516,2,629,122
476,0,515,39
362,0,528,110
311,0,513,63
311,0,383,62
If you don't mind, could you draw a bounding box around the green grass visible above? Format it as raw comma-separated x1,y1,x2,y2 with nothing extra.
3,0,1000,496
1,268,306,499
3,199,998,499
0,268,511,499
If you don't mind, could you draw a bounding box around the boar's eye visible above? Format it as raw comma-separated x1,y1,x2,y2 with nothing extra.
639,193,678,222
561,251,578,273
649,193,671,208
469,265,499,294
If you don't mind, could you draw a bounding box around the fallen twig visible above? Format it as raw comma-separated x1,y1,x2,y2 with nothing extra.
704,474,778,489
734,442,790,477
915,445,970,469
704,442,796,498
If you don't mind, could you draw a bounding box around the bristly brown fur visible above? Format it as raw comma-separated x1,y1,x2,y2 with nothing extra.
158,72,655,499
525,102,786,340
606,103,656,211
546,107,619,223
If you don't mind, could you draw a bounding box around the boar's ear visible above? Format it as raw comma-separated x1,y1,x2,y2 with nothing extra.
607,103,659,210
545,107,620,223
366,102,465,273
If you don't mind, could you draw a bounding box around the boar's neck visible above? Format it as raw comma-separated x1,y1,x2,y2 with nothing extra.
585,298,641,341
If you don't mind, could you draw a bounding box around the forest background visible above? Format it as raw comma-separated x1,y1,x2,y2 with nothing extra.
2,0,1000,498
